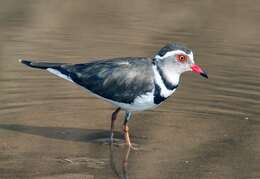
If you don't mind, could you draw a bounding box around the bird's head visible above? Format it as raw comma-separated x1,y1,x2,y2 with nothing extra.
153,43,208,79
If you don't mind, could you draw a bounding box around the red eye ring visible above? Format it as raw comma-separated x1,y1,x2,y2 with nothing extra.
176,54,187,62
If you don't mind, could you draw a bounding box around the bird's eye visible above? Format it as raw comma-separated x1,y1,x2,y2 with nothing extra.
176,54,187,62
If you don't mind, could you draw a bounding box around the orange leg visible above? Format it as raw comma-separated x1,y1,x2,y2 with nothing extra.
123,112,133,147
123,125,131,146
110,107,121,142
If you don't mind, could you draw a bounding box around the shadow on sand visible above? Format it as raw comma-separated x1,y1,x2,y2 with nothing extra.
0,124,134,178
0,124,123,143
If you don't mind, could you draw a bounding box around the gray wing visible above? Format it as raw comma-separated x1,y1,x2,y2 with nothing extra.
57,57,155,104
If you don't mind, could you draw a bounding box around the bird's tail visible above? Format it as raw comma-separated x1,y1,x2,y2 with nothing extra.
19,59,65,69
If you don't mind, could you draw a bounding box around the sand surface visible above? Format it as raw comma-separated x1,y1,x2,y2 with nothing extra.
0,0,260,178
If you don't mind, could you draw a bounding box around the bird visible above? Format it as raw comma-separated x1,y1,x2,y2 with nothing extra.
19,43,208,148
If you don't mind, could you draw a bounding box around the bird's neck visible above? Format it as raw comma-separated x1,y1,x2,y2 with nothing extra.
152,63,179,98
152,63,180,88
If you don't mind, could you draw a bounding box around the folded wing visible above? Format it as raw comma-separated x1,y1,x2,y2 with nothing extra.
20,58,154,104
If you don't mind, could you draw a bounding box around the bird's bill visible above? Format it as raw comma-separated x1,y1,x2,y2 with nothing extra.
191,64,208,79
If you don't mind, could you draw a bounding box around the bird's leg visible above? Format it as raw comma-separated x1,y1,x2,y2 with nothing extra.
123,112,133,147
110,107,121,143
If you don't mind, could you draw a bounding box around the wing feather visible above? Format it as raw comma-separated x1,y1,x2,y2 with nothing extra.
55,57,154,103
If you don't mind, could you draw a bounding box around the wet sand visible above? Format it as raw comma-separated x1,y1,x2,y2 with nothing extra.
0,0,260,178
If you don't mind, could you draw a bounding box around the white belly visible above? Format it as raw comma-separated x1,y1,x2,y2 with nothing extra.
110,91,158,112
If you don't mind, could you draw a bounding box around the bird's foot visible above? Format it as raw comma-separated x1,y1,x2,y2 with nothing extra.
110,140,140,150
122,125,140,150
128,143,139,150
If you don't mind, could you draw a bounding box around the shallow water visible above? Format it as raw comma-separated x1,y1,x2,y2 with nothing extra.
0,0,260,178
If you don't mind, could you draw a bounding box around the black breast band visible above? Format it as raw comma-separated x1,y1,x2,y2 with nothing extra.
153,82,178,105
156,65,178,90
153,83,166,104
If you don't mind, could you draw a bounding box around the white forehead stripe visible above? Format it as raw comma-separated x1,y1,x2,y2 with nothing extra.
188,51,194,63
155,50,193,61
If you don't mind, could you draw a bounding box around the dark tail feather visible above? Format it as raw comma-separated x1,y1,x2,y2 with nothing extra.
19,59,66,69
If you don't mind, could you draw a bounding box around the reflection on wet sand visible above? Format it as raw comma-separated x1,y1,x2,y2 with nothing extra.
110,145,131,179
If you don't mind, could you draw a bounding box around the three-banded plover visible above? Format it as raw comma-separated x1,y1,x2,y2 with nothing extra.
19,43,208,148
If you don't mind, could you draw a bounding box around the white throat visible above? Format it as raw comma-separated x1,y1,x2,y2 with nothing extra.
152,65,178,98
160,65,180,85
